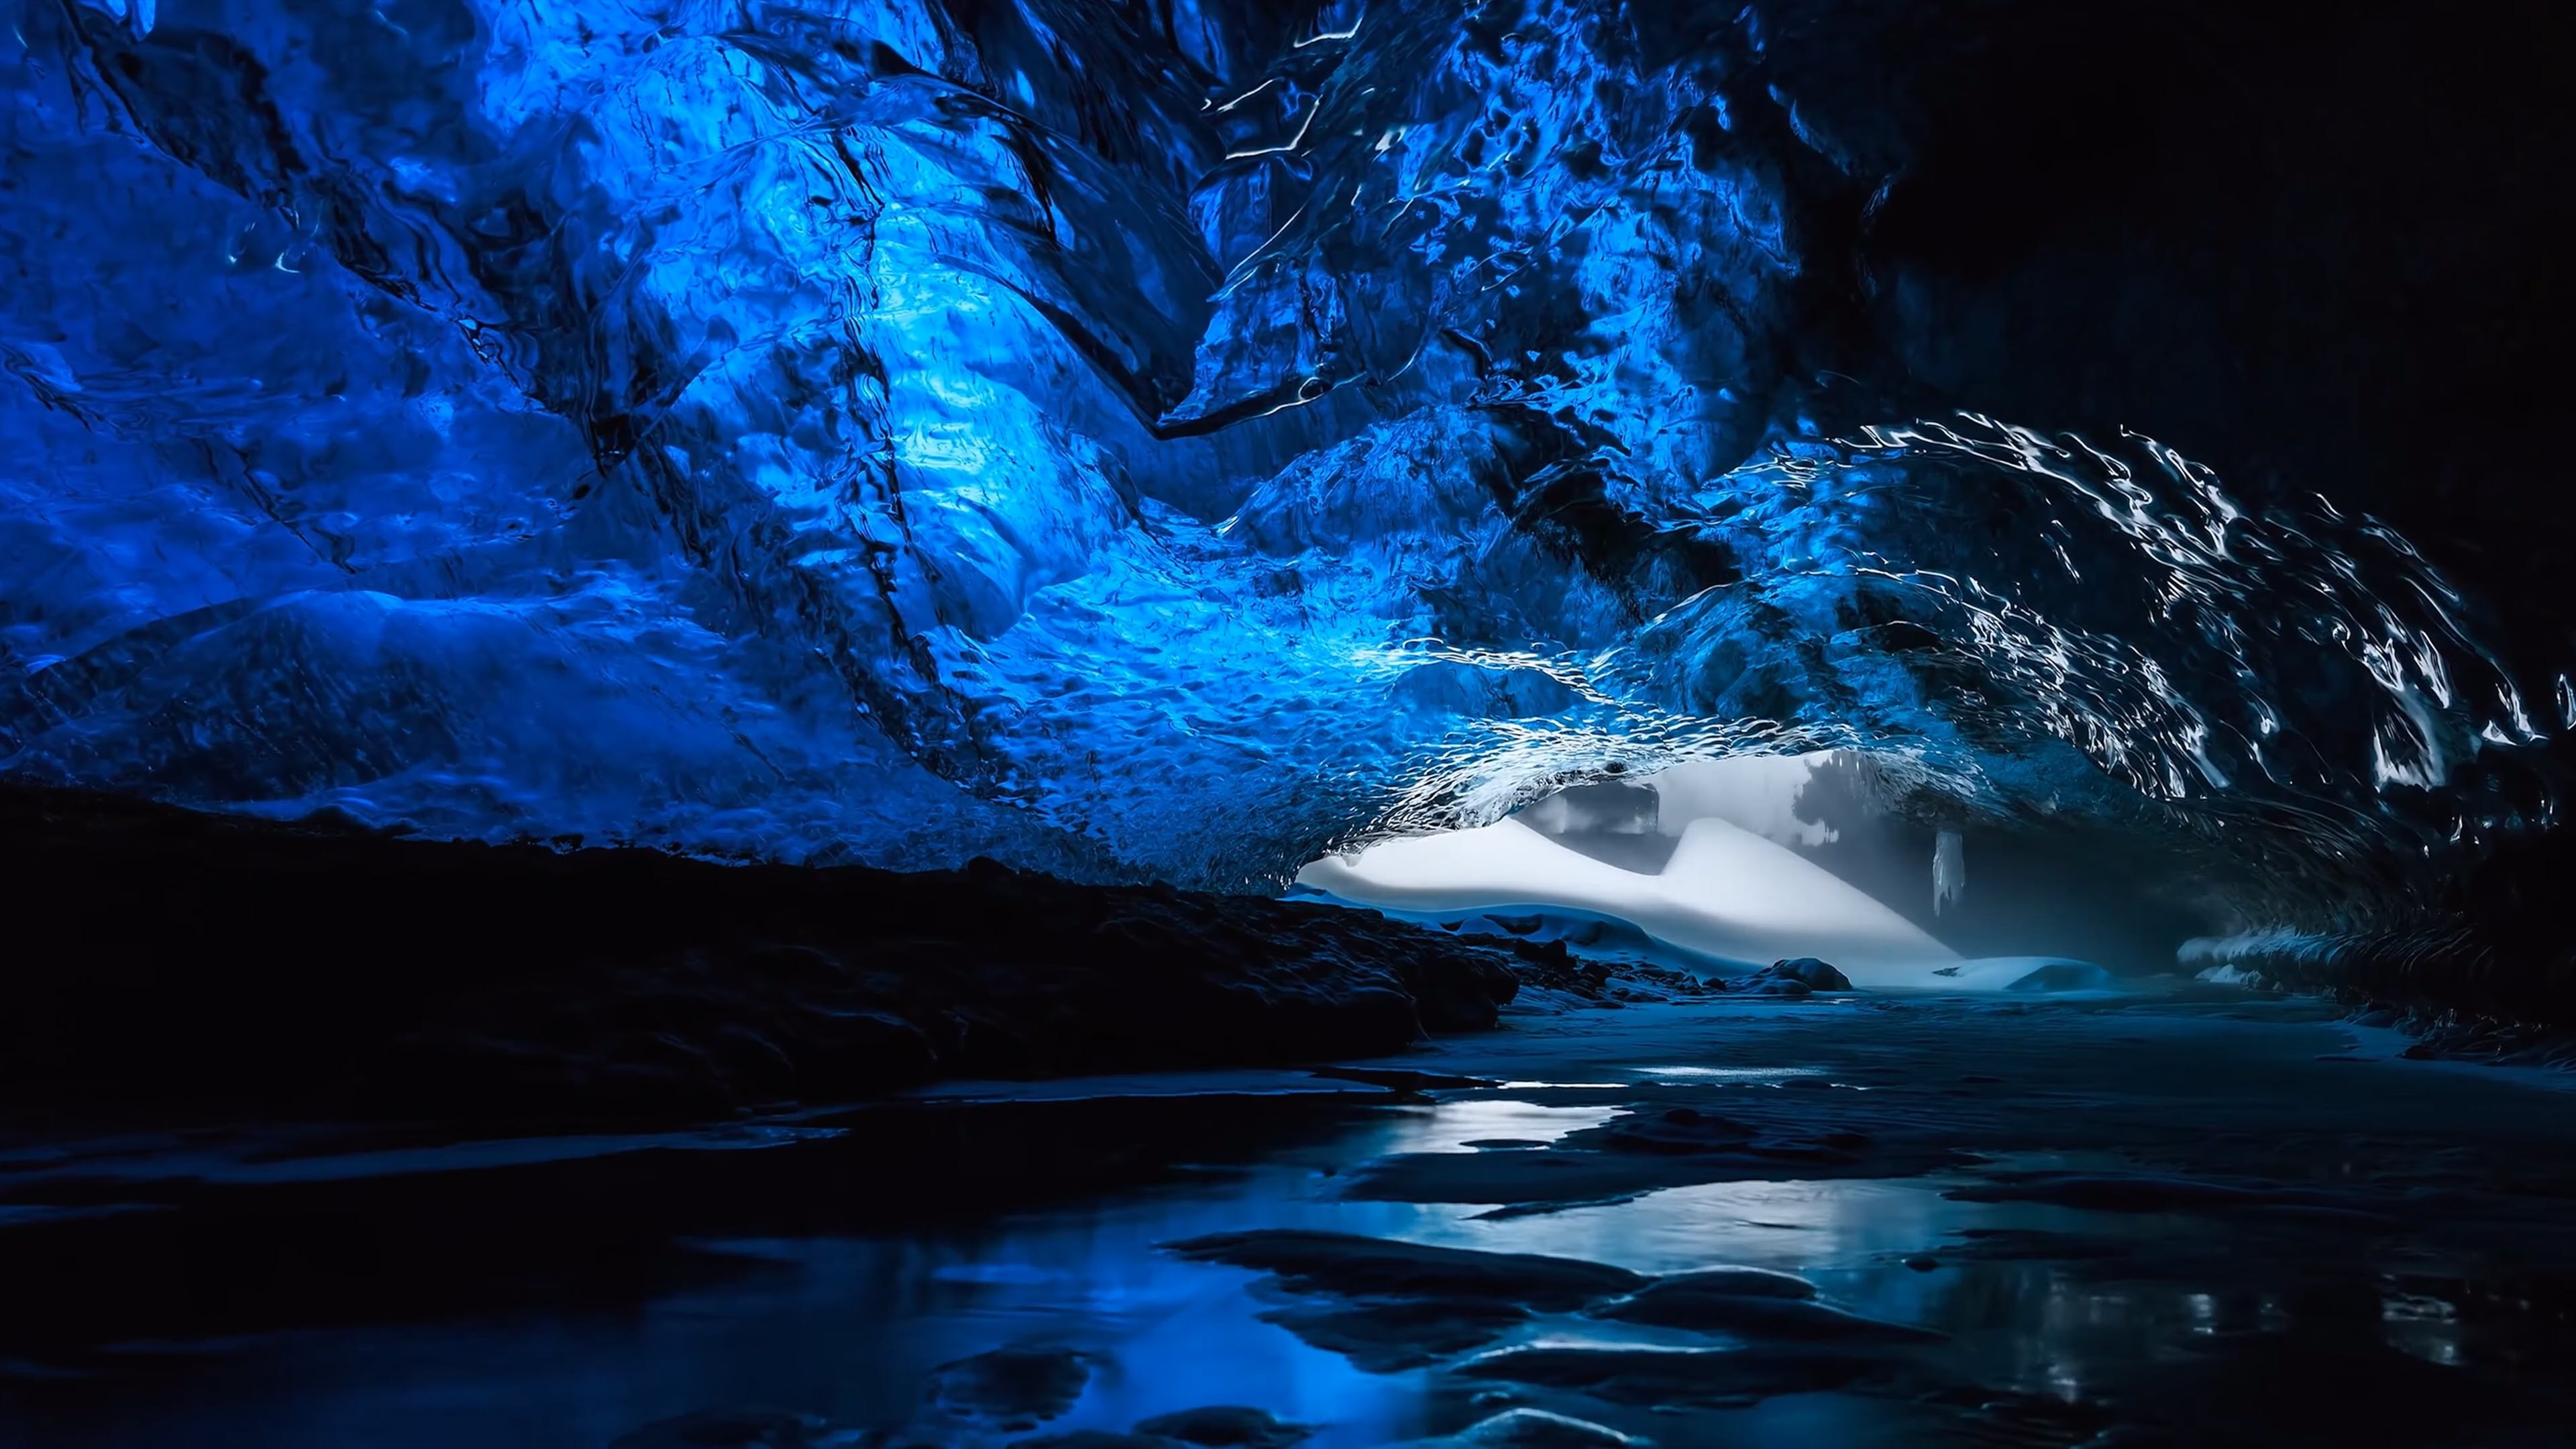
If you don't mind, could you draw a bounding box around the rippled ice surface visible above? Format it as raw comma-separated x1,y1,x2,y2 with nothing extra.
3,1,2557,903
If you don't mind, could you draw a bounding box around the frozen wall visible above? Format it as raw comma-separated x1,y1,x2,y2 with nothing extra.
0,0,2559,911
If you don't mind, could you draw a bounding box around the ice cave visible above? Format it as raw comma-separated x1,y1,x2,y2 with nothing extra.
3,1,2574,1444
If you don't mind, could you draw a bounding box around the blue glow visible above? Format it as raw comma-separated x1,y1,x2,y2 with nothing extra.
0,0,2551,894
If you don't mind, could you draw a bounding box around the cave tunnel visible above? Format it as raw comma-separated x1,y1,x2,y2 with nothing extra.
5,0,2576,1443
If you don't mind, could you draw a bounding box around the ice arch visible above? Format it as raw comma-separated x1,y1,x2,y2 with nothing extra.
0,0,2558,945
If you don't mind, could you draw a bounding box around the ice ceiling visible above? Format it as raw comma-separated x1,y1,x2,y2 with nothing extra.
0,0,2559,901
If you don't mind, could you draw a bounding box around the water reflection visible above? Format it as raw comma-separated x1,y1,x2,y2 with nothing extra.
1375,1101,1622,1155
0,1089,2561,1447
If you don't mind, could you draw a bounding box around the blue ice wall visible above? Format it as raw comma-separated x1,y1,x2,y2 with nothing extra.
0,0,2555,894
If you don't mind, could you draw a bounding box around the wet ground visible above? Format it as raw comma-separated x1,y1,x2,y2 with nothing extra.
4,988,2575,1447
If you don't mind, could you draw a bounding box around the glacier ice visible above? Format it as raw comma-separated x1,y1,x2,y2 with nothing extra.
1621,754,1837,851
1932,827,1964,916
0,0,2558,910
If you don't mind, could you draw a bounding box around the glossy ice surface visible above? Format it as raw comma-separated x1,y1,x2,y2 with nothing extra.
6,991,2575,1446
1,2,2553,900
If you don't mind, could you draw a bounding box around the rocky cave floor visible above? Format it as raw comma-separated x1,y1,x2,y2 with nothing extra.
6,981,2576,1448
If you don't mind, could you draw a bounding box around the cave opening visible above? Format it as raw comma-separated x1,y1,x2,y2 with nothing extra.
5,0,2576,1444
1294,754,2216,990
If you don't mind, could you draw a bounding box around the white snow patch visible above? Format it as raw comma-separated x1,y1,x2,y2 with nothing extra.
1642,753,1841,847
1931,956,2117,993
1300,815,1962,985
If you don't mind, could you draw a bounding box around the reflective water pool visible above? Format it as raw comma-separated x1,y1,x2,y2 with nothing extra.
4,996,2573,1447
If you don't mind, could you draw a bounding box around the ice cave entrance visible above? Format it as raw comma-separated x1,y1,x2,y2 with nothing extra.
1295,755,2109,994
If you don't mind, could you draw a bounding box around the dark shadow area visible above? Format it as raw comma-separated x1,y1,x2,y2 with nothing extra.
1827,0,2575,685
0,1093,1384,1370
9,996,2576,1448
0,784,1519,1127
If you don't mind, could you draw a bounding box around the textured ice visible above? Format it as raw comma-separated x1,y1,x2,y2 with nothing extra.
0,1,2555,898
1932,827,1965,916
1619,754,1836,850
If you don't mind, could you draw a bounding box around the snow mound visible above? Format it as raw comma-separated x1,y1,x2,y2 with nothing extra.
1299,816,1958,986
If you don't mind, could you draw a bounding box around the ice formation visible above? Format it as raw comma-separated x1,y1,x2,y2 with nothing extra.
1629,754,1837,851
0,0,2557,908
1299,815,1955,981
1932,828,1965,916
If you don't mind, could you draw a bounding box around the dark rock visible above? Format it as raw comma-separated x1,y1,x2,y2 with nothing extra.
0,784,1528,1124
1903,1256,1941,1272
1491,938,1725,1005
1456,1344,1882,1405
1434,1409,1644,1447
1162,1230,1643,1310
1770,957,1855,990
1130,1405,1311,1448
1598,1112,1761,1155
1257,1296,1529,1372
1731,954,1854,985
1617,1266,1819,1301
1591,1280,1938,1342
1722,957,1856,996
926,1347,1093,1430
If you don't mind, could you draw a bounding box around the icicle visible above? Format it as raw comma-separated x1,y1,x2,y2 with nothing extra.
1933,827,1966,915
